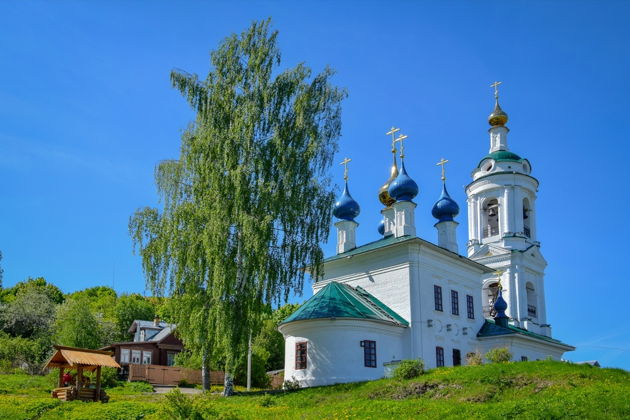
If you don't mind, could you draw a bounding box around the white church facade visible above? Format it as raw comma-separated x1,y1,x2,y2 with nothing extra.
278,86,574,387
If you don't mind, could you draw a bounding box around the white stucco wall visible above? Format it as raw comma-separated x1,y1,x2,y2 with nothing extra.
279,318,408,387
478,336,571,362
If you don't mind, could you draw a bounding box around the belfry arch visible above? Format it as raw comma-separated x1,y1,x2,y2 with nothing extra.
482,198,500,238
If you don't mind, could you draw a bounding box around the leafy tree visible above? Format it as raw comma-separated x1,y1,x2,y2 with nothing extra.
0,288,56,339
0,277,64,304
251,303,300,372
55,297,102,349
130,19,345,392
0,251,4,289
113,294,156,341
0,332,52,374
67,286,118,320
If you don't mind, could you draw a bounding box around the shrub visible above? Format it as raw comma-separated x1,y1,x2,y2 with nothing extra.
160,389,204,420
282,376,301,391
485,347,512,363
393,359,424,380
259,393,275,407
466,350,483,366
87,366,120,388
108,381,154,395
0,333,51,374
178,379,194,388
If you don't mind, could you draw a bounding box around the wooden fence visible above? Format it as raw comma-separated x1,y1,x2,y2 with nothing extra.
128,364,224,386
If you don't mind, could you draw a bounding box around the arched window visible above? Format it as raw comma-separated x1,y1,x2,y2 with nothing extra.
526,282,537,318
523,198,531,238
483,282,500,318
483,199,500,238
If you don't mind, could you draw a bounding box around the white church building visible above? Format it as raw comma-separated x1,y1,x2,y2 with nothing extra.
278,86,575,387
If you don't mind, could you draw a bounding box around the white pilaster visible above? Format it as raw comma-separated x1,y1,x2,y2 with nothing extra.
392,201,416,238
334,220,358,254
503,187,513,234
435,221,459,254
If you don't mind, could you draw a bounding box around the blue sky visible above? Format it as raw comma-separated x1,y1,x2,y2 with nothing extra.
1,1,629,369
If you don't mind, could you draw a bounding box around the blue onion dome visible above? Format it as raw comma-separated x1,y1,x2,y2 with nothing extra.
333,182,360,221
431,184,460,222
377,219,385,235
388,161,419,202
494,289,508,317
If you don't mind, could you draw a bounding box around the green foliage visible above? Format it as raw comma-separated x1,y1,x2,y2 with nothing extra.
282,376,301,391
0,332,52,374
85,367,120,388
258,393,275,407
173,350,202,370
1,361,630,419
255,303,300,372
54,297,102,349
67,286,117,319
392,359,424,380
0,251,4,289
0,288,56,339
129,19,345,388
0,371,56,395
178,379,194,388
113,294,156,341
485,347,512,363
107,380,154,395
0,277,64,305
159,389,204,420
466,350,483,366
233,352,270,388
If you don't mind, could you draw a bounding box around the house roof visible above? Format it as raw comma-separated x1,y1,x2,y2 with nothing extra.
45,345,121,370
150,325,174,342
323,235,493,273
280,281,409,327
128,320,170,334
477,319,574,349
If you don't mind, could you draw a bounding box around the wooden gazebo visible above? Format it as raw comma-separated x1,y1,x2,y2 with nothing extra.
45,345,121,402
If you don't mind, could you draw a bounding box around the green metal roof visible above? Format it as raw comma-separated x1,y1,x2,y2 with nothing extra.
280,281,409,327
477,150,523,168
477,319,574,348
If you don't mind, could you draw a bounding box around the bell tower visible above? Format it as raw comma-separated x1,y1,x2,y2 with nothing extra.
466,82,551,336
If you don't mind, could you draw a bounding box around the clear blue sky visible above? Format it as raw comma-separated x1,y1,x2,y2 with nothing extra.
1,1,629,369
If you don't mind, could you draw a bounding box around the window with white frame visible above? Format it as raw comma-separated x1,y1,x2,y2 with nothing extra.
142,351,152,365
120,348,130,364
131,350,141,364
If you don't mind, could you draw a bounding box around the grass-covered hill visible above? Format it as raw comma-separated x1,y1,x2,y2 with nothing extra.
0,361,628,419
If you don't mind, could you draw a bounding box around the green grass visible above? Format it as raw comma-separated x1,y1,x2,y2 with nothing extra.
0,361,628,419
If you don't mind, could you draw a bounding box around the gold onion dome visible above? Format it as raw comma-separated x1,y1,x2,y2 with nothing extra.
378,159,398,206
488,99,509,126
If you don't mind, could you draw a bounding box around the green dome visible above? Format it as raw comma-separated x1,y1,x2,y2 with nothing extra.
478,150,523,168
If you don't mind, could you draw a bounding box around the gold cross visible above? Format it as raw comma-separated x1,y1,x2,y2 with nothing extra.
490,81,502,99
436,158,449,181
394,134,408,158
386,126,400,152
494,269,504,289
340,157,352,181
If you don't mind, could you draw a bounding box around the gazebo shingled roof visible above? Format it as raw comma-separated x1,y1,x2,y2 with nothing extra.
45,345,120,371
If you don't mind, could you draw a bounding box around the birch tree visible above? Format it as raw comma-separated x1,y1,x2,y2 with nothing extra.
130,19,345,392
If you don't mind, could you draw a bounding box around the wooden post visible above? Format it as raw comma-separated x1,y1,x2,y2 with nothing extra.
76,366,83,391
58,367,64,388
95,366,102,402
